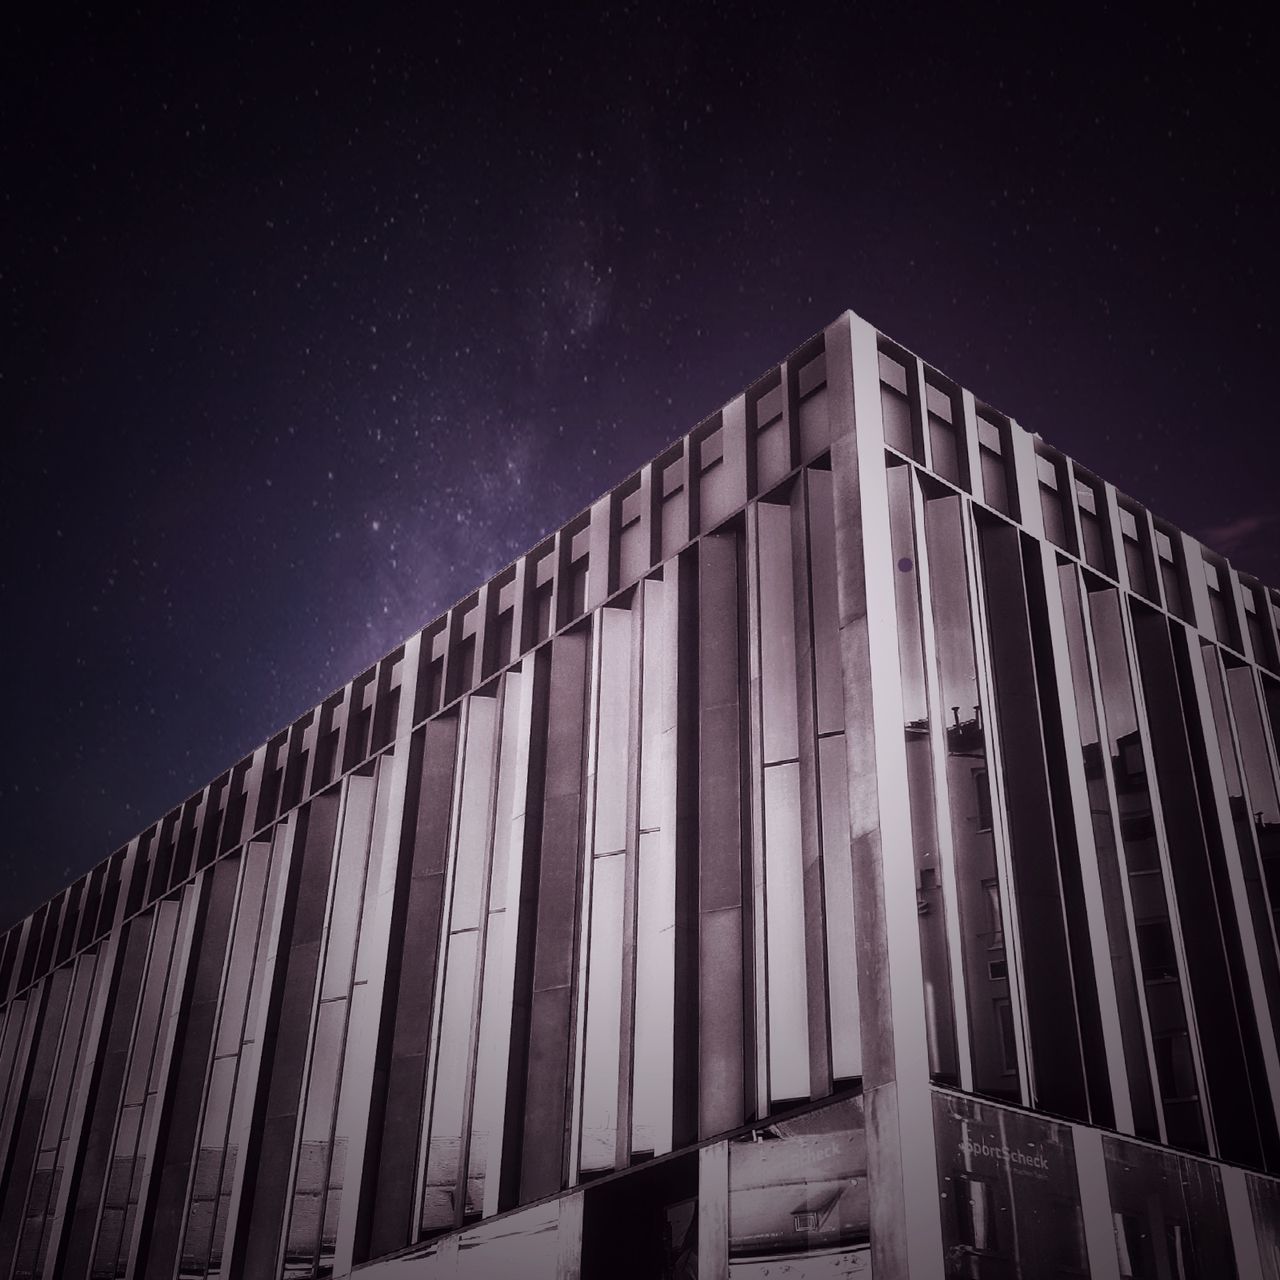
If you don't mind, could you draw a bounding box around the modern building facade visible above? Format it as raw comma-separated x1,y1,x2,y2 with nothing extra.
2,310,1280,1279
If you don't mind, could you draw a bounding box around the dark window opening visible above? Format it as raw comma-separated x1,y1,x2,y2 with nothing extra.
956,1175,997,1251
878,348,917,459
974,769,993,831
581,1151,698,1280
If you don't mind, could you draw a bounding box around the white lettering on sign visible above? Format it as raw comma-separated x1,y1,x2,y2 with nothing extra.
958,1138,1049,1171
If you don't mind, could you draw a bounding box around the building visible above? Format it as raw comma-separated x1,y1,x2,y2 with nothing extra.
2,310,1279,1279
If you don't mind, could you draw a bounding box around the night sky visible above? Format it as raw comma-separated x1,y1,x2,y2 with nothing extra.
2,7,1277,929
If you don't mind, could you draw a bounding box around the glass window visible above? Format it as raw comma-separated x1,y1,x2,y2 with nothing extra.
977,413,1014,517
982,880,1003,945
1225,666,1280,948
995,1000,1018,1075
281,770,379,1275
1103,1136,1237,1280
974,770,992,832
583,1151,698,1280
93,891,192,1279
925,381,964,488
1248,1172,1280,1280
1203,555,1241,649
1153,524,1189,620
935,1092,1085,1278
1057,566,1162,1137
184,838,284,1279
728,1096,868,1276
1075,474,1109,573
878,349,917,458
1117,503,1154,600
14,948,103,1279
924,494,1018,1100
1037,449,1071,550
957,1175,996,1250
1088,586,1206,1151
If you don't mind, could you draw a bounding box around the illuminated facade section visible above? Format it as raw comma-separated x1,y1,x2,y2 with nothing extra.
2,311,1280,1278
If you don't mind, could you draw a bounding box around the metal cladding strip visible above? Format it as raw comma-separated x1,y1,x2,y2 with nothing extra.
556,1191,583,1280
1222,1164,1268,1279
831,310,944,1276
215,818,301,1277
121,881,203,1279
41,934,120,1277
566,619,603,1188
742,501,771,1123
331,632,423,1277
139,850,242,1277
494,658,539,1198
695,528,749,1141
237,785,345,1279
519,629,591,1202
790,471,837,1102
611,591,645,1173
1070,1124,1123,1280
696,1139,730,1277
903,466,975,1095
410,700,472,1238
0,968,73,1273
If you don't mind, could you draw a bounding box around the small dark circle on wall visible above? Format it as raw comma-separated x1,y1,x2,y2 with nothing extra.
898,557,914,573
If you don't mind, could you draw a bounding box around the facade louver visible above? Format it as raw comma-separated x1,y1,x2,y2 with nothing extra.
2,310,1279,1278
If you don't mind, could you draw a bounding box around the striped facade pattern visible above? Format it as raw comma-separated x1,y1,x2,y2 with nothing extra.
2,312,1280,1277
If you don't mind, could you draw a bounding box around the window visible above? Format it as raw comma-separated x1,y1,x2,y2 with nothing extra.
1036,446,1072,550
1117,501,1154,599
795,344,830,456
983,878,1004,945
1153,522,1190,620
878,348,917,458
956,1175,996,1251
924,378,966,488
698,424,725,473
1240,581,1275,668
996,999,1019,1075
974,769,993,832
1113,1212,1143,1278
1135,920,1178,981
1166,1221,1194,1280
1203,554,1241,650
976,411,1016,517
1152,1030,1199,1102
1074,470,1109,573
